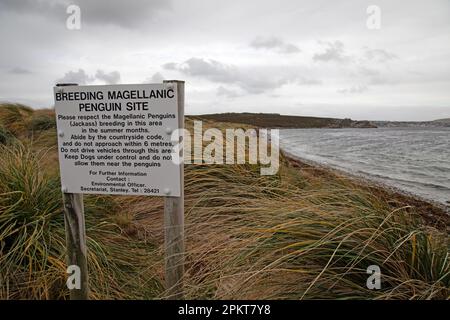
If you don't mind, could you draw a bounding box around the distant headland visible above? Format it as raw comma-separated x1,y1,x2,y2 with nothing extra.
198,113,450,129
198,113,376,128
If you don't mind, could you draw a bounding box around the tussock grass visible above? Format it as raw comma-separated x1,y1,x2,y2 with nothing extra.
0,105,56,140
0,125,13,145
29,110,56,132
175,161,449,299
0,104,448,299
0,142,161,299
0,104,33,138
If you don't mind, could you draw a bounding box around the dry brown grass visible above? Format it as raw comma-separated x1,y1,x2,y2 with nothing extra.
0,105,448,299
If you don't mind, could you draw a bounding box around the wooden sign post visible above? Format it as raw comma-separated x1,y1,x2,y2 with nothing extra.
56,83,89,300
54,81,185,300
163,80,185,299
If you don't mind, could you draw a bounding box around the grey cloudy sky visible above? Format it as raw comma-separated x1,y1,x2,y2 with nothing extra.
0,0,449,120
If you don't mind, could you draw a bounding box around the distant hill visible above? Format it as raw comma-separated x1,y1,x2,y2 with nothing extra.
373,118,450,128
433,118,450,125
198,113,376,128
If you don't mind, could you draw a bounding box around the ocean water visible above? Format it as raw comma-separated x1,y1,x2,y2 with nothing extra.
279,127,450,205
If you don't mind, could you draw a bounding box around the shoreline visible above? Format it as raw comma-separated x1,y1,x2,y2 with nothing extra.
281,148,450,230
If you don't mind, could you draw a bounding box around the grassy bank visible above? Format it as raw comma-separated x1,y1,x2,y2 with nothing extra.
0,104,448,299
199,112,376,128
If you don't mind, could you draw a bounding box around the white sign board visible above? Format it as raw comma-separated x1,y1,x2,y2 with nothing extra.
54,83,181,196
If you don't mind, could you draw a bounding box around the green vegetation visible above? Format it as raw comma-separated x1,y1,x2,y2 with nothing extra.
0,143,162,299
0,126,13,145
0,104,448,299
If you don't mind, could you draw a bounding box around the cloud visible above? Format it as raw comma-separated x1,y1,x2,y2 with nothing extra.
313,40,350,63
56,69,93,85
338,85,368,94
216,86,240,98
1,0,449,120
356,67,392,85
164,57,308,94
162,63,177,70
250,36,300,54
95,70,121,84
297,77,322,85
0,0,170,28
148,72,165,83
143,72,165,83
9,67,32,74
357,66,380,77
171,58,236,83
74,0,170,28
0,0,59,14
363,47,397,63
56,69,121,84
